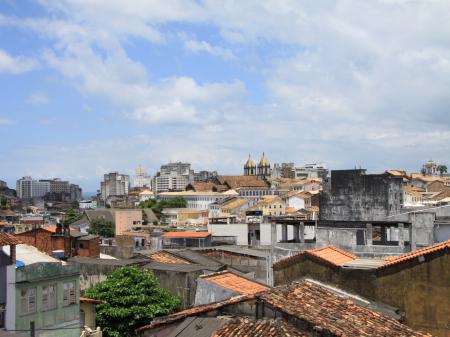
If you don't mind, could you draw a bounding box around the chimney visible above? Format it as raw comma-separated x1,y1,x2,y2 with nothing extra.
10,244,16,265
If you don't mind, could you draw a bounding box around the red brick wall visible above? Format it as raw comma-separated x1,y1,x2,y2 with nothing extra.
16,229,53,255
76,237,100,258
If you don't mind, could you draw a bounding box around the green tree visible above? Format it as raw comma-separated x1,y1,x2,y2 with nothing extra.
88,217,115,237
84,266,181,337
62,207,81,226
437,164,448,176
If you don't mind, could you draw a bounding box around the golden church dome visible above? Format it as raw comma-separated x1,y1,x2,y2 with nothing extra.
244,155,256,168
259,152,270,167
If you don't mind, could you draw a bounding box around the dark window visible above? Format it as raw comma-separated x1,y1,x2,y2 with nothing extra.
356,230,365,245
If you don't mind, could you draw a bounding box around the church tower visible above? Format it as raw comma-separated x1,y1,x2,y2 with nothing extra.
244,154,256,176
257,153,271,179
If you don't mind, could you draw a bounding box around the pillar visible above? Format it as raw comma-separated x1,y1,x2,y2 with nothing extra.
300,222,305,244
366,223,373,246
281,224,288,242
271,222,277,245
398,223,404,249
9,244,16,265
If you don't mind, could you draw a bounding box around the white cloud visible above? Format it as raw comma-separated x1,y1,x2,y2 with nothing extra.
0,49,39,74
26,91,49,105
0,118,14,125
184,39,234,60
2,0,450,181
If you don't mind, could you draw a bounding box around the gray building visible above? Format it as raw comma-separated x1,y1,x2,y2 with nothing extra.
319,169,403,221
153,162,193,193
100,172,130,201
294,163,328,180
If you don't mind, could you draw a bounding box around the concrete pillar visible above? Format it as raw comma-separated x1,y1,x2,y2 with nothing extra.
398,223,404,249
300,222,305,244
293,224,300,242
271,223,277,245
366,223,373,246
281,224,288,242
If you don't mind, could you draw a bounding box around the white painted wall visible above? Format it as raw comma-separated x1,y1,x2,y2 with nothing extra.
208,223,249,245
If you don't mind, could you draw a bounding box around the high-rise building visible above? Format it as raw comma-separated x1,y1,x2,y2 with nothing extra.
16,177,82,201
295,163,328,180
153,162,193,193
101,172,130,200
16,177,50,199
134,165,151,188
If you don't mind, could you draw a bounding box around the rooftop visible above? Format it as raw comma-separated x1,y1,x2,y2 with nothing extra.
211,318,308,337
148,250,192,264
260,280,429,337
379,239,450,269
0,233,22,246
2,244,62,265
200,271,269,295
161,231,210,239
307,245,357,266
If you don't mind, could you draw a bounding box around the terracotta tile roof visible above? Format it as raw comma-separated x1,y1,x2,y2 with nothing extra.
187,182,218,192
379,239,450,269
211,318,308,337
305,206,320,212
148,251,192,264
39,226,77,235
200,271,269,295
306,245,357,266
221,198,248,211
260,280,430,337
217,176,270,189
161,231,210,239
135,294,254,333
273,246,356,268
0,233,22,246
285,207,298,214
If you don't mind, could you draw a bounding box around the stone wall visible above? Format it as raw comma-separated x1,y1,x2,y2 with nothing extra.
320,170,403,221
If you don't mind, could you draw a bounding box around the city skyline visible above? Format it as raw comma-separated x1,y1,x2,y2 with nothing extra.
1,1,450,190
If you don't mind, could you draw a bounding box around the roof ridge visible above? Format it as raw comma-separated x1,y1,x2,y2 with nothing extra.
379,239,450,269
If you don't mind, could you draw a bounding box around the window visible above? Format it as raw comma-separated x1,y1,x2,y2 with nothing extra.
20,288,36,315
63,282,76,306
42,285,57,311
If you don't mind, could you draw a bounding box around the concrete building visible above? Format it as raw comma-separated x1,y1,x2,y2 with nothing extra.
159,191,225,210
160,231,211,249
100,172,129,202
16,177,50,199
133,165,151,188
153,162,194,193
294,163,328,180
319,169,403,221
0,241,81,337
193,170,217,183
271,162,295,179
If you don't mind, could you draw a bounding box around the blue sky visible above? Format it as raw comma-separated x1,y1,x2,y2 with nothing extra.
1,1,450,191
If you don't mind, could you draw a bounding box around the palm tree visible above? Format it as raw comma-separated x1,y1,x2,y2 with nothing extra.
436,164,448,177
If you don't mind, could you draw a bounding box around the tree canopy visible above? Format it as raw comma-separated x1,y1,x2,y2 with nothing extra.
437,164,448,176
62,207,81,226
88,217,115,237
84,266,181,337
139,197,186,215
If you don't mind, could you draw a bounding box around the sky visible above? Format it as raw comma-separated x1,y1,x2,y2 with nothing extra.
1,0,450,192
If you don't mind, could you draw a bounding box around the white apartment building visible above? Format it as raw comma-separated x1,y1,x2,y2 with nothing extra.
16,177,50,199
133,165,151,188
100,172,130,200
295,163,328,180
153,162,194,193
158,191,225,210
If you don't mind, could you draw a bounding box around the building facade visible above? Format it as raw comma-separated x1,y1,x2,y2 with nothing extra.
100,172,130,201
133,165,151,188
153,162,194,193
294,163,328,180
